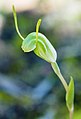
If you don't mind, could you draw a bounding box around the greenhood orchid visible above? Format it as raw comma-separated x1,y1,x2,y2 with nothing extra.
12,5,74,119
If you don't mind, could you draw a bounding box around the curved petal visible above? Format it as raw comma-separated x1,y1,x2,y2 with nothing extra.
34,33,57,63
21,32,36,52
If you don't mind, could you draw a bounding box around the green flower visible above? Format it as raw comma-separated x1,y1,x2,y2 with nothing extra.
12,5,57,63
22,32,57,63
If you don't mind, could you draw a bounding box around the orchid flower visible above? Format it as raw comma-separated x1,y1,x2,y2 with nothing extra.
12,5,74,119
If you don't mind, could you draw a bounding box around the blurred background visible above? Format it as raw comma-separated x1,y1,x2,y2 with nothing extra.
0,0,81,119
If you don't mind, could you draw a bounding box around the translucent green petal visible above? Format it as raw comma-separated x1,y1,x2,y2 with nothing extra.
34,32,57,63
21,32,36,52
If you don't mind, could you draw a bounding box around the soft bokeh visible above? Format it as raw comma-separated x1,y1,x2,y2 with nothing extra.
0,0,81,119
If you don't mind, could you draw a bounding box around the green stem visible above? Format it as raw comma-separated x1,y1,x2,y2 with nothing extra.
70,110,73,119
12,5,24,40
69,105,74,119
51,62,68,92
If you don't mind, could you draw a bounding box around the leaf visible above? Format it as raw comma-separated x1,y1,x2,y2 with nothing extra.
66,77,74,111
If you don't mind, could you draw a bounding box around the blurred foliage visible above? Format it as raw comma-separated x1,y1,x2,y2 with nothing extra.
0,2,81,119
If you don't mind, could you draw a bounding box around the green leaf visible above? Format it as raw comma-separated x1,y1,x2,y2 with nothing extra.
66,77,74,111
